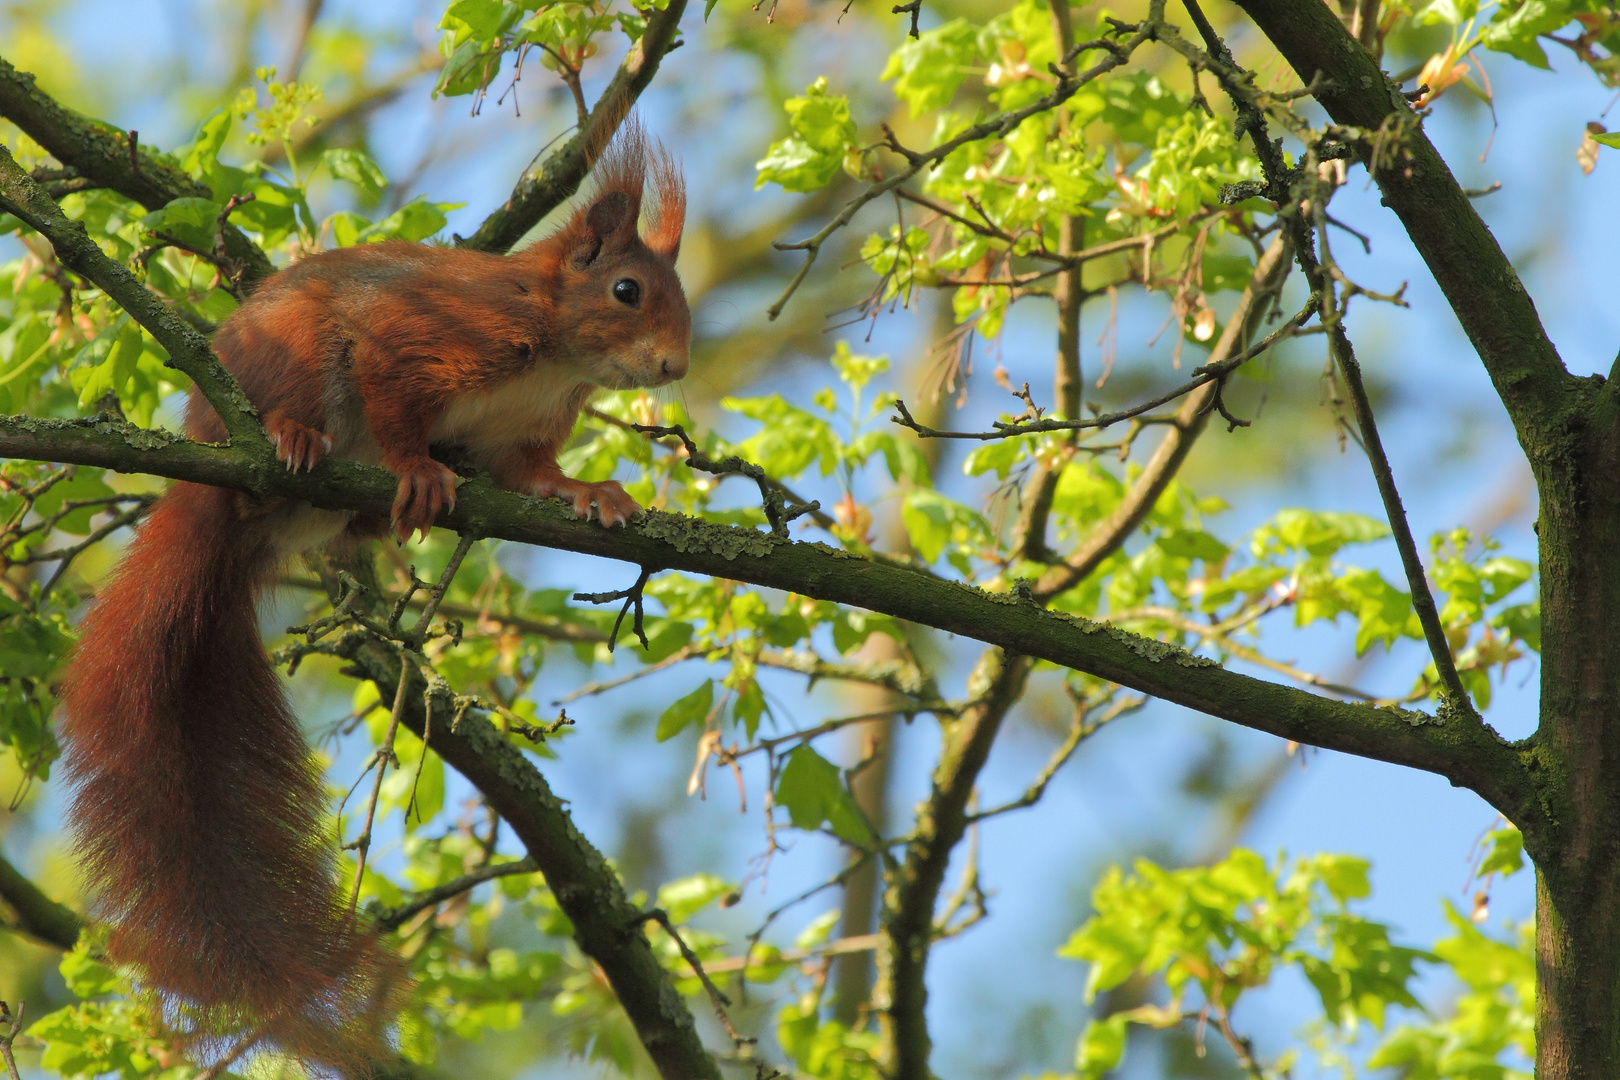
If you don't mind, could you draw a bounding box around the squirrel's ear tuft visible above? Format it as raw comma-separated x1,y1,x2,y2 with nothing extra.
643,143,685,262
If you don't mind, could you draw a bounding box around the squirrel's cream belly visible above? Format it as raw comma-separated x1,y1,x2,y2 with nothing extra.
430,360,596,459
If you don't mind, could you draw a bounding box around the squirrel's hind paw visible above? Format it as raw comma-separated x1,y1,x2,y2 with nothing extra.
531,475,641,527
390,460,458,542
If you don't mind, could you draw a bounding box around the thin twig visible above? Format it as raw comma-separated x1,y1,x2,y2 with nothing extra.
634,423,820,537
966,692,1145,822
0,1001,22,1080
193,1027,261,1080
639,908,751,1049
891,300,1315,440
892,0,922,38
574,564,654,650
1329,320,1473,714
554,645,698,704
347,660,411,911
765,11,1160,320
347,534,478,908
411,533,477,649
373,857,539,932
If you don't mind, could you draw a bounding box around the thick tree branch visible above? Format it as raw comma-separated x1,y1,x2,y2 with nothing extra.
0,56,276,288
0,415,1546,835
1228,0,1575,438
880,648,1029,1080
0,854,81,951
458,0,689,254
0,148,263,443
330,635,721,1080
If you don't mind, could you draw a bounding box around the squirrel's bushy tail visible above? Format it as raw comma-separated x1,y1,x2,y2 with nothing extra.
61,482,400,1066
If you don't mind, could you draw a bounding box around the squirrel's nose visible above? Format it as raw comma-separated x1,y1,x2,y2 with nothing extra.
661,353,689,381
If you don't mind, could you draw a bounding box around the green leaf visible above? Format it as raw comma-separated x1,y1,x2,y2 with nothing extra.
1493,601,1541,651
795,909,840,950
734,677,766,739
775,745,873,844
1592,131,1620,149
830,340,888,390
1415,0,1480,24
755,142,827,196
397,1008,437,1064
657,873,731,923
1252,508,1389,559
639,618,694,663
721,393,842,477
1075,1015,1127,1079
61,946,127,999
182,107,234,179
34,467,115,537
830,609,903,655
440,0,510,39
1480,0,1574,67
962,435,1028,480
1479,825,1525,878
436,39,506,97
139,196,221,247
755,77,856,192
787,76,856,153
328,209,371,248
1156,529,1230,562
1308,854,1371,903
357,195,462,243
902,488,989,566
323,147,389,198
1434,900,1534,994
656,680,713,741
70,317,143,411
881,19,979,117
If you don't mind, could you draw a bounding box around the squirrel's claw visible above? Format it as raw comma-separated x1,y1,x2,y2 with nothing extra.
530,474,641,527
265,412,333,474
390,460,458,542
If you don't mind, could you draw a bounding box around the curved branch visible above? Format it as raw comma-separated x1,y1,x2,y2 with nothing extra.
459,0,689,254
1228,0,1574,436
0,56,275,288
880,648,1029,1080
0,853,81,950
1034,235,1292,599
331,634,721,1080
0,413,1545,837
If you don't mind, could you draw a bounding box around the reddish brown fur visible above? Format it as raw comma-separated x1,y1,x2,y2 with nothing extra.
60,119,687,1064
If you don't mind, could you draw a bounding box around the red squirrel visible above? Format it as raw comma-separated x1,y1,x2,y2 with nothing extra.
59,122,687,1062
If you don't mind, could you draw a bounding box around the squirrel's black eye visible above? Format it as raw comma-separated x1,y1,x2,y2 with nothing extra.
613,278,641,306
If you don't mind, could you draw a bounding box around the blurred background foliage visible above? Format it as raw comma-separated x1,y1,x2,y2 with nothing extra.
0,0,1615,1076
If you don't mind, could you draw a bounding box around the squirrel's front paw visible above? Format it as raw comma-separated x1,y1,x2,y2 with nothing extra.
390,460,458,542
531,475,641,527
265,411,334,473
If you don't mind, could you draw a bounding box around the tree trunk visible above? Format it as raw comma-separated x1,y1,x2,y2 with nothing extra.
1529,384,1620,1078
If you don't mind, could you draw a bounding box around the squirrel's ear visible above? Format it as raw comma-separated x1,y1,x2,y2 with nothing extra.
571,190,635,268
